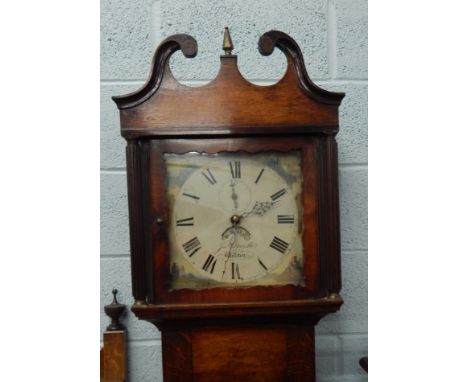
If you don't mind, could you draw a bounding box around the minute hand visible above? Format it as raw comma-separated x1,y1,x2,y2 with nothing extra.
242,200,277,218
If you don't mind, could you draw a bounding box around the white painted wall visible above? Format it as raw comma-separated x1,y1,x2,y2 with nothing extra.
101,1,367,380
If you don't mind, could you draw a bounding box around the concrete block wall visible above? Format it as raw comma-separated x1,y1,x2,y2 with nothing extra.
101,1,367,381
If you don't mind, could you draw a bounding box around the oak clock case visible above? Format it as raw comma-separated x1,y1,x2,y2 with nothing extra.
113,29,344,382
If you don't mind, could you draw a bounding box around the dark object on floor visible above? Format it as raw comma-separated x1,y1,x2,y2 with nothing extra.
359,356,368,373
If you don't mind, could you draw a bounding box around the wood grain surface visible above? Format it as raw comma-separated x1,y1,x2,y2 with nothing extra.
113,30,345,382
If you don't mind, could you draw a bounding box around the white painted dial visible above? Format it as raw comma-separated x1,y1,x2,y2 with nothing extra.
171,157,299,284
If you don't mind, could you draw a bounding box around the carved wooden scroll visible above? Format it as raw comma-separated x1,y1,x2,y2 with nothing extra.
113,31,344,138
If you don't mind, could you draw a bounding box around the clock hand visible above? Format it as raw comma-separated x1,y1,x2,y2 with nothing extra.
229,180,239,210
212,241,229,257
242,200,278,218
221,231,237,279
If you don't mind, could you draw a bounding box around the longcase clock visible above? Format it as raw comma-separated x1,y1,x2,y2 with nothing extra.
112,28,345,382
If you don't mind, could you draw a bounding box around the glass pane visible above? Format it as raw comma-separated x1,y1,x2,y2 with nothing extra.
164,151,304,289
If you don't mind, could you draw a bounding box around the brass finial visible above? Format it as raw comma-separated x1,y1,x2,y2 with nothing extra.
223,27,234,55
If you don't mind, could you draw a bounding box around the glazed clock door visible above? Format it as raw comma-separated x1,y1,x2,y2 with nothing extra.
146,137,323,304
165,151,304,289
